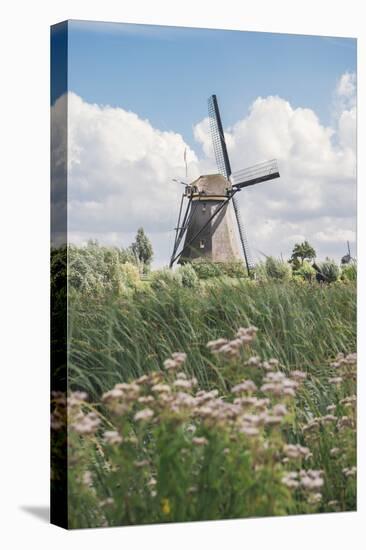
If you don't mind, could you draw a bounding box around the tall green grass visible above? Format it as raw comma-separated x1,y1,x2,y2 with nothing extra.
68,279,356,400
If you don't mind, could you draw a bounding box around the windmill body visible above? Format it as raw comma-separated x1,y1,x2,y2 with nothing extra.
179,174,241,263
169,95,280,273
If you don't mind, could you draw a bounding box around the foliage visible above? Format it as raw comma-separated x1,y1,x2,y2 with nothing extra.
55,329,356,528
259,256,292,281
190,260,222,279
219,261,248,278
119,262,143,290
150,268,183,291
67,243,139,297
190,260,247,280
68,274,356,399
131,227,153,273
178,263,200,288
289,241,316,268
316,259,340,283
294,260,316,282
341,261,357,282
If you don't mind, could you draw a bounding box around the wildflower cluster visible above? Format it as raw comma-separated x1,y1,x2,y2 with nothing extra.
282,469,324,504
59,329,356,528
207,326,258,358
299,353,357,510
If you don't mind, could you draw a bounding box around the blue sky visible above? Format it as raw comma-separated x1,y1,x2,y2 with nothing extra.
66,20,356,151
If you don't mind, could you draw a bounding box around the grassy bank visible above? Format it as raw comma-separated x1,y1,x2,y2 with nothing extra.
49,249,357,528
68,278,356,400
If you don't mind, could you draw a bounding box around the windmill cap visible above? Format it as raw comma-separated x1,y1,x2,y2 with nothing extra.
190,174,231,197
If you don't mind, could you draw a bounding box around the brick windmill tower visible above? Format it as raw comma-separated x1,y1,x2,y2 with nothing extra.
169,95,280,274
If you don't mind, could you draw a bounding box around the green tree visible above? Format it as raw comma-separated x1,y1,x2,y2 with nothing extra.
289,241,316,267
131,227,153,273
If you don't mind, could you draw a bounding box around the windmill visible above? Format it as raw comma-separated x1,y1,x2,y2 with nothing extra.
341,241,354,264
169,94,280,274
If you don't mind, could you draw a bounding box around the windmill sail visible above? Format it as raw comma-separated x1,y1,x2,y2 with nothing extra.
208,94,253,273
231,194,254,271
208,94,231,179
231,159,280,189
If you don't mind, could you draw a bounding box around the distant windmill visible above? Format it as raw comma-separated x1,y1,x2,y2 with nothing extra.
169,94,280,274
341,241,354,264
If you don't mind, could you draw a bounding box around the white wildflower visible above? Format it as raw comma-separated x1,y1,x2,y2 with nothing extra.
173,379,193,390
231,380,257,394
290,370,307,381
134,459,150,468
72,411,100,435
282,472,299,489
272,404,288,417
152,384,171,393
138,395,155,404
82,471,93,486
308,492,322,505
192,436,209,446
283,444,310,459
102,388,124,403
239,426,260,436
103,430,123,445
134,408,154,422
330,447,340,457
328,377,343,385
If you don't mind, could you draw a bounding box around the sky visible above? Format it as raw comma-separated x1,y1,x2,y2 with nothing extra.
51,20,357,266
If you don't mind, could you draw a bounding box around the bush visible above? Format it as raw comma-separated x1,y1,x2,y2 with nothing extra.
257,257,292,281
67,243,139,297
294,260,316,282
190,260,222,279
150,268,183,291
190,260,247,280
219,261,248,278
341,262,357,282
119,262,142,291
317,259,340,283
178,263,199,288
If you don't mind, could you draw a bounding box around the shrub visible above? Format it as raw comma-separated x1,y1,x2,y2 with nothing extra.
294,260,316,282
190,260,247,280
150,268,183,290
190,260,222,279
263,256,292,281
178,263,199,288
67,243,139,297
341,262,357,282
317,259,340,283
119,262,142,291
219,261,248,278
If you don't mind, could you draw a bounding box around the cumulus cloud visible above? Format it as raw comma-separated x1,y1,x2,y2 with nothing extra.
52,73,356,265
56,92,199,263
336,72,356,103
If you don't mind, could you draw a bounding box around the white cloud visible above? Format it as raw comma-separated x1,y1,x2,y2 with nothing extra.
336,72,356,101
314,228,356,243
53,92,199,261
52,73,356,265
